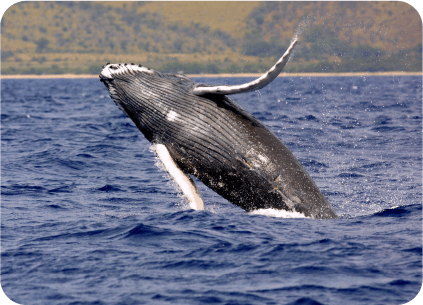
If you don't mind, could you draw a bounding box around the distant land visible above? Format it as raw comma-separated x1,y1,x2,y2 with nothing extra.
1,1,422,75
2,72,421,80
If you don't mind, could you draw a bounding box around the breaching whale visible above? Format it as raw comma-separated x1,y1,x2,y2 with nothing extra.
99,37,338,219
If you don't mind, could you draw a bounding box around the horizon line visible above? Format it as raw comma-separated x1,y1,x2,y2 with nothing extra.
1,71,421,79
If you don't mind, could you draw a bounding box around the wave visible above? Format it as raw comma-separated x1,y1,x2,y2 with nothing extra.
248,208,309,218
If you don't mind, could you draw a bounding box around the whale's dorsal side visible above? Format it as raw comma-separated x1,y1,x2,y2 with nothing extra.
192,38,297,96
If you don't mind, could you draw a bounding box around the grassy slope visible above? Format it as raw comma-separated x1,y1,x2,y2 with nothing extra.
137,1,260,40
2,2,266,74
1,1,421,75
251,1,422,53
241,1,422,73
99,0,260,33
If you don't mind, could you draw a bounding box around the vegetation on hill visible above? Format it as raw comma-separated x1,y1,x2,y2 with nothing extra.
1,1,421,75
242,1,422,72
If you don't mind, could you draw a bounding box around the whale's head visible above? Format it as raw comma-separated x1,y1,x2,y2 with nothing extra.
99,62,194,98
99,62,167,96
99,63,198,141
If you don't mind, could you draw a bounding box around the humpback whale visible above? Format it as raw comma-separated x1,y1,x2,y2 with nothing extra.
99,37,338,219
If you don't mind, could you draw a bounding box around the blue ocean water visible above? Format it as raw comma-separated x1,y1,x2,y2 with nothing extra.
1,75,422,305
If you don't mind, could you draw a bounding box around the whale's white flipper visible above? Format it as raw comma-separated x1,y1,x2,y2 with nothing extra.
154,144,204,210
192,37,297,96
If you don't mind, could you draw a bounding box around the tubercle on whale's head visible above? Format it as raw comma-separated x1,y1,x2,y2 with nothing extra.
99,62,157,82
99,62,197,96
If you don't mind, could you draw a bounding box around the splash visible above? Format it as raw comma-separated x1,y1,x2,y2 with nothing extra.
248,208,309,218
255,89,264,103
293,15,315,41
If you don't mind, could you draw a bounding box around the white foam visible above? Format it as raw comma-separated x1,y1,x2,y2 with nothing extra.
294,15,314,39
248,208,309,218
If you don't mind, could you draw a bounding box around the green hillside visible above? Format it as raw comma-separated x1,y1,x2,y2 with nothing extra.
241,1,422,72
1,1,421,75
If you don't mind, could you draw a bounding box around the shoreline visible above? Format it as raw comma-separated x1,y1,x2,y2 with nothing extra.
1,71,421,79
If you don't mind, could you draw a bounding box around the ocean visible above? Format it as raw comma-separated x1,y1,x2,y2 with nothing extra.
1,75,422,305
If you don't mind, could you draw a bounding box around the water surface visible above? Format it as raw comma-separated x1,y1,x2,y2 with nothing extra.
1,76,421,304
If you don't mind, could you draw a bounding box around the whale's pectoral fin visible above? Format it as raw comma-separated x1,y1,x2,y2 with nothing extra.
153,144,204,210
192,37,298,96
